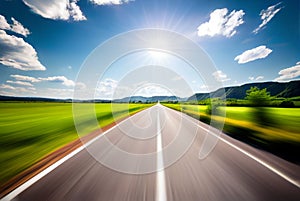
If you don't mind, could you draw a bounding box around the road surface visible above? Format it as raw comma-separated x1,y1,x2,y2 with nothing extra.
2,104,300,201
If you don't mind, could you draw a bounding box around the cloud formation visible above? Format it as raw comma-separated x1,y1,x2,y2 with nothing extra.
0,84,15,90
234,45,272,64
6,80,34,86
253,2,283,34
0,15,30,37
10,74,40,82
23,0,86,21
197,8,245,38
275,62,300,82
212,70,230,82
89,0,133,5
0,30,46,71
96,78,118,97
249,76,264,81
39,76,75,87
0,84,36,93
0,15,11,30
135,85,172,97
69,0,87,21
10,18,31,37
11,74,75,87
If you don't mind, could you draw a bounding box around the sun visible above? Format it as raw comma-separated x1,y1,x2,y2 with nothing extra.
147,50,166,62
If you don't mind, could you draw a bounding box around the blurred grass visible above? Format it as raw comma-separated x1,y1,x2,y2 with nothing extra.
0,102,151,185
163,103,300,163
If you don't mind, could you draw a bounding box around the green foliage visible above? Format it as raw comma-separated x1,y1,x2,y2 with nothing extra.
245,87,273,126
279,100,295,108
0,103,151,185
246,87,271,106
164,104,300,163
205,98,225,115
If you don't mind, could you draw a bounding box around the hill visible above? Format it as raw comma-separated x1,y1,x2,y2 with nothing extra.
113,96,186,103
1,80,299,103
188,80,300,101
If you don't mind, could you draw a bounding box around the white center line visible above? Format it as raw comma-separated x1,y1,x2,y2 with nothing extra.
1,106,155,201
156,109,167,201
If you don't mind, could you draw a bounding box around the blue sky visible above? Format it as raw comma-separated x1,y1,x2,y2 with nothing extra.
0,0,299,99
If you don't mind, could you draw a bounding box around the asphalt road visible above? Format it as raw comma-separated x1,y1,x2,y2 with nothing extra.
3,104,300,201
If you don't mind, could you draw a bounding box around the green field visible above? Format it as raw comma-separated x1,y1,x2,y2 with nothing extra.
163,103,300,163
0,102,151,186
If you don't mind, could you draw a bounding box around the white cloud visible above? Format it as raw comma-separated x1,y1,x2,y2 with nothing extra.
7,80,34,87
248,76,254,81
10,74,40,82
96,78,118,97
234,45,272,64
253,2,283,34
249,76,264,81
20,87,36,93
89,0,133,5
75,82,86,89
10,74,75,87
0,15,30,37
22,0,86,21
0,90,15,96
10,18,31,37
69,0,87,21
212,70,230,82
135,85,172,97
39,76,75,87
0,30,46,70
0,84,16,90
197,8,245,38
0,15,11,30
0,84,36,93
275,62,300,82
255,76,264,80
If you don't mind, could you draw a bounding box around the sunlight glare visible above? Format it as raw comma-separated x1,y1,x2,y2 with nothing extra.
147,50,166,62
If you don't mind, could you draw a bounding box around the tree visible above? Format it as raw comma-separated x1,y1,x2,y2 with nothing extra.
246,87,271,106
205,98,225,116
245,87,272,126
279,100,295,108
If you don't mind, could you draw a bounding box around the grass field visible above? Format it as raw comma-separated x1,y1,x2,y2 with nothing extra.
0,102,152,186
163,103,300,163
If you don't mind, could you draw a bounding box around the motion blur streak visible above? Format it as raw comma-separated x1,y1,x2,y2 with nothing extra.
156,109,167,201
1,146,85,201
183,115,300,188
2,104,300,201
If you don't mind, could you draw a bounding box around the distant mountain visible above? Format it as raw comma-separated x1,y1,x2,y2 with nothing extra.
1,80,299,103
188,80,300,101
113,96,186,103
0,96,72,102
0,95,185,103
0,96,111,103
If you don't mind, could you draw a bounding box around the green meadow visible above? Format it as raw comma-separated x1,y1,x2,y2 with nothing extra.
163,103,300,163
0,102,151,186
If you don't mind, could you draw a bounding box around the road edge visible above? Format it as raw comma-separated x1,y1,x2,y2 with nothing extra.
0,106,151,199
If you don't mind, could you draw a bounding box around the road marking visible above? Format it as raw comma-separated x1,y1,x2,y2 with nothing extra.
1,106,156,201
156,111,167,201
170,107,300,188
1,146,84,201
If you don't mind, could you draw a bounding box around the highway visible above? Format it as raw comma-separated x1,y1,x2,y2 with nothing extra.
2,104,300,201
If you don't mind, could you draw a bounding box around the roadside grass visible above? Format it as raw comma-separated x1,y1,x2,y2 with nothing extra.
163,103,300,163
0,103,151,186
